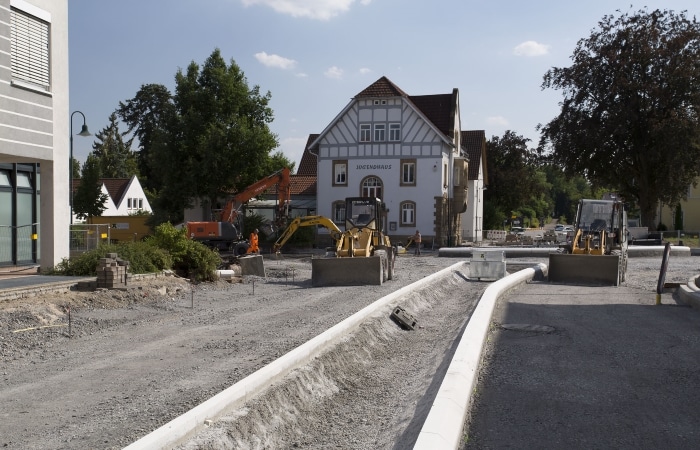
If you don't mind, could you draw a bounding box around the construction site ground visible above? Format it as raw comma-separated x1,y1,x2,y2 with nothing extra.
1,251,698,449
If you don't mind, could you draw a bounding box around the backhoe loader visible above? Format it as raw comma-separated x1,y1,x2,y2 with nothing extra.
548,199,628,286
274,197,395,287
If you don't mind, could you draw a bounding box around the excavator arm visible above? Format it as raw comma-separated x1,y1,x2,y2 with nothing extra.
220,167,291,224
273,216,343,253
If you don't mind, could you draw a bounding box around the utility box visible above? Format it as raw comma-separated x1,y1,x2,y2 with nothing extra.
470,250,506,281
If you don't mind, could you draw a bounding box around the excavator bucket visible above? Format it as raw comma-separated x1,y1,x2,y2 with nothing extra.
311,256,383,287
548,253,621,286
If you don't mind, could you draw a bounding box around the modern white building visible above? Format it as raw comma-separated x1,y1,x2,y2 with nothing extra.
0,0,69,269
306,76,486,248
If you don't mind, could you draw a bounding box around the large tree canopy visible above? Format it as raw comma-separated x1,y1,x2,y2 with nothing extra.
118,49,293,224
91,112,138,179
539,8,700,230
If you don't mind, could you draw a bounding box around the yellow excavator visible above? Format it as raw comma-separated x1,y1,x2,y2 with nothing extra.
548,199,628,286
273,197,395,287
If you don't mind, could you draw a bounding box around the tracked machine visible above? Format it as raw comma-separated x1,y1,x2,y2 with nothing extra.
548,199,628,286
273,197,396,287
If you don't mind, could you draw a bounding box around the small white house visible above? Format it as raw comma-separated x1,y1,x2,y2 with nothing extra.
72,175,152,222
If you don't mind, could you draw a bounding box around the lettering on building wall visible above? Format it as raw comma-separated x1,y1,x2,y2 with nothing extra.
356,164,392,170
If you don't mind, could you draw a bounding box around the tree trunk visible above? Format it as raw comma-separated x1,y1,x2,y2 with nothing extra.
638,197,658,232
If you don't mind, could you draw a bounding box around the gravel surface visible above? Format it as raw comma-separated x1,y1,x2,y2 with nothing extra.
0,252,697,449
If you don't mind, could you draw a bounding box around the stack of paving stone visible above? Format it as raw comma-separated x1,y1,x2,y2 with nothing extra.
96,253,129,289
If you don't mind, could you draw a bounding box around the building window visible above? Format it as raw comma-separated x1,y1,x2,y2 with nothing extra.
10,6,51,92
359,124,371,142
332,201,346,223
400,201,416,226
127,198,142,210
333,160,347,186
400,159,416,186
389,123,401,141
361,176,382,199
374,124,385,142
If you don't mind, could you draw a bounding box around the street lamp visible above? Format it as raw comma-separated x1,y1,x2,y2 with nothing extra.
70,111,91,224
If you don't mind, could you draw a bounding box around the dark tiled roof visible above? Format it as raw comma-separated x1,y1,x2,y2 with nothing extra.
409,92,456,138
461,130,487,182
290,175,316,196
354,76,410,98
296,134,319,177
100,178,130,204
71,177,131,204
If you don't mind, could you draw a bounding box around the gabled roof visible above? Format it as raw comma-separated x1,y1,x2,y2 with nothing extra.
296,134,319,177
354,76,410,98
100,178,131,204
290,175,316,196
410,93,456,138
461,130,488,183
309,76,456,150
71,177,131,204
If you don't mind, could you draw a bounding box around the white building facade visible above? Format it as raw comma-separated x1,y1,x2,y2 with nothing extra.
0,0,69,268
309,77,471,248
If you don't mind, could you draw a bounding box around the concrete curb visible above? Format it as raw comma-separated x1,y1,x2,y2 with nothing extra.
413,263,547,449
438,245,692,258
678,275,700,311
124,261,468,450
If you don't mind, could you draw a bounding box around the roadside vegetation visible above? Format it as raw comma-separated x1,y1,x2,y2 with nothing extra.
53,223,220,281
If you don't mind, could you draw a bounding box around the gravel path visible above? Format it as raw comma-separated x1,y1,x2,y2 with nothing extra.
0,252,696,449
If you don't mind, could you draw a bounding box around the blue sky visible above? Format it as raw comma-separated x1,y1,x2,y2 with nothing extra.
69,0,699,171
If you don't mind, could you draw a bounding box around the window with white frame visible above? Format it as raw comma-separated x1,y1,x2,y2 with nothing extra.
333,160,347,186
389,123,401,141
10,6,51,92
361,176,382,199
400,201,416,226
374,124,385,142
359,124,371,142
127,197,143,210
400,159,416,186
332,201,346,223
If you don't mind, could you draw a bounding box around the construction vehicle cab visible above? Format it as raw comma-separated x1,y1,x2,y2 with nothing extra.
549,199,628,286
274,197,396,287
186,168,291,254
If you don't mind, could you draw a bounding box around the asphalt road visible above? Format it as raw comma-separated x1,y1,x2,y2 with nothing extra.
464,279,700,449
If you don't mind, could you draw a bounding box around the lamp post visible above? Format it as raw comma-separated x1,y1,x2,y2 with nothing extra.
69,111,91,224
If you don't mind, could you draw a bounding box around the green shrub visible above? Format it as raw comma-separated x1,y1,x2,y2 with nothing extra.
53,222,220,280
145,222,221,281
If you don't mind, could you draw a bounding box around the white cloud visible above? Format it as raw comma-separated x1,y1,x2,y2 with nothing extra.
513,41,550,57
241,0,369,20
324,66,344,79
485,115,509,127
295,72,308,78
359,67,372,75
254,51,297,69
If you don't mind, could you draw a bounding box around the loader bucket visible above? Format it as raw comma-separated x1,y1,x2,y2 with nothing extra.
311,256,383,287
548,253,620,286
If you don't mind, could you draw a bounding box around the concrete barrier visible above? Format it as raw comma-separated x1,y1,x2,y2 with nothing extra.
124,261,468,450
439,245,692,259
413,263,547,449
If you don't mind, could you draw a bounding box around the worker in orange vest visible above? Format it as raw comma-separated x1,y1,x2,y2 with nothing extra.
247,229,259,254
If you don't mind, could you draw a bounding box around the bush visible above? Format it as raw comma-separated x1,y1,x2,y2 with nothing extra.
146,222,221,281
50,242,172,276
53,222,221,281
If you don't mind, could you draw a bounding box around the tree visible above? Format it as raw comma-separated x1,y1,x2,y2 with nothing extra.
484,131,550,228
91,112,138,179
73,155,109,220
539,8,700,230
118,49,293,224
117,83,177,194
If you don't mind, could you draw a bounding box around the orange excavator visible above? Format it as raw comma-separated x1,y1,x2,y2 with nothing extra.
186,168,291,254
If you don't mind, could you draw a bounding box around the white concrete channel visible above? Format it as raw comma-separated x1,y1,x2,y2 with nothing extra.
126,245,692,449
